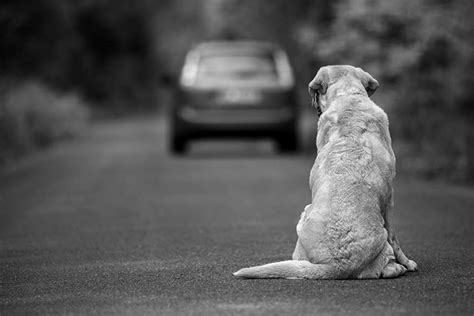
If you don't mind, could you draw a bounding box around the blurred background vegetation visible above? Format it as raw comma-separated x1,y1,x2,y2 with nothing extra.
0,0,473,182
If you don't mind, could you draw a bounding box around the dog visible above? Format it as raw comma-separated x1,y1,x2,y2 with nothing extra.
233,65,417,279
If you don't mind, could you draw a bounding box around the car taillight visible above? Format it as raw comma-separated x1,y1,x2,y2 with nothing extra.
217,89,263,104
180,89,217,107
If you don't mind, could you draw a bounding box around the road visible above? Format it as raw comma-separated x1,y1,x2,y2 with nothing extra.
1,117,473,315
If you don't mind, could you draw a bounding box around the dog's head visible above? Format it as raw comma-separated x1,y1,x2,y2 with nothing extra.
308,65,379,115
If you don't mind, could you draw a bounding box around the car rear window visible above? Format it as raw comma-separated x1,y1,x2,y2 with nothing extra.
196,54,278,84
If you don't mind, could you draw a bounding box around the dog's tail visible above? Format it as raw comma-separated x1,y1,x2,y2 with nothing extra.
233,260,340,279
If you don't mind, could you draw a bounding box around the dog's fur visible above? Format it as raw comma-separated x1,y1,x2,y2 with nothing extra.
233,65,417,279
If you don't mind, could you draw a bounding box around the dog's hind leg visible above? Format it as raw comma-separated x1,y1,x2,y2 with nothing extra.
292,204,312,261
292,238,309,260
356,241,392,279
381,260,407,278
380,242,407,278
384,190,418,271
356,241,406,279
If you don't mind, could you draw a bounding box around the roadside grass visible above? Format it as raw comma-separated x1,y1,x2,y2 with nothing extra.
0,81,89,164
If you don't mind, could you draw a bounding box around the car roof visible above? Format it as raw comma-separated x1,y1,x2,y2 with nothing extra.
191,41,280,55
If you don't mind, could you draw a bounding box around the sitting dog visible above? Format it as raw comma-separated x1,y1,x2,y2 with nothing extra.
233,65,417,279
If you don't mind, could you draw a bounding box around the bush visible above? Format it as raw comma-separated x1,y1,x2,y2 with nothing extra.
0,81,89,163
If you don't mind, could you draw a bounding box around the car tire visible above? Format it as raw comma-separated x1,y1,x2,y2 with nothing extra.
170,134,187,155
169,112,188,155
277,131,299,153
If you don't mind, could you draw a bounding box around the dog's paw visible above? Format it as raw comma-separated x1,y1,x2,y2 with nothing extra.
404,259,418,272
381,262,407,279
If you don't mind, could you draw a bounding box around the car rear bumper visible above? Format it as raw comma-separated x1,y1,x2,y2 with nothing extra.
178,106,295,126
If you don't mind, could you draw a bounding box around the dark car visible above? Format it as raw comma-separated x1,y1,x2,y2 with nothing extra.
169,41,299,154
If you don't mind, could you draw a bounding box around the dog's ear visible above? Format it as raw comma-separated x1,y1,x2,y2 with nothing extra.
358,68,379,96
308,68,329,97
308,68,329,111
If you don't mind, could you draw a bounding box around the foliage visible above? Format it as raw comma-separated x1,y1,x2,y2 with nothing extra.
0,82,89,163
307,0,474,182
0,0,162,111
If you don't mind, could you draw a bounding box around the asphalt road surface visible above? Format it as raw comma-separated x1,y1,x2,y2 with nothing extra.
1,117,473,315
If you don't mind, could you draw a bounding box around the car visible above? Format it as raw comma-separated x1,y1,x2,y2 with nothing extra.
169,41,299,154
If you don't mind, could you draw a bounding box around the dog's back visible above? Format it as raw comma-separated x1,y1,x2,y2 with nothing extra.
312,93,395,195
301,94,394,277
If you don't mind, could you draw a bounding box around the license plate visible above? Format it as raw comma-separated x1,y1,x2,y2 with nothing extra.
218,89,262,104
